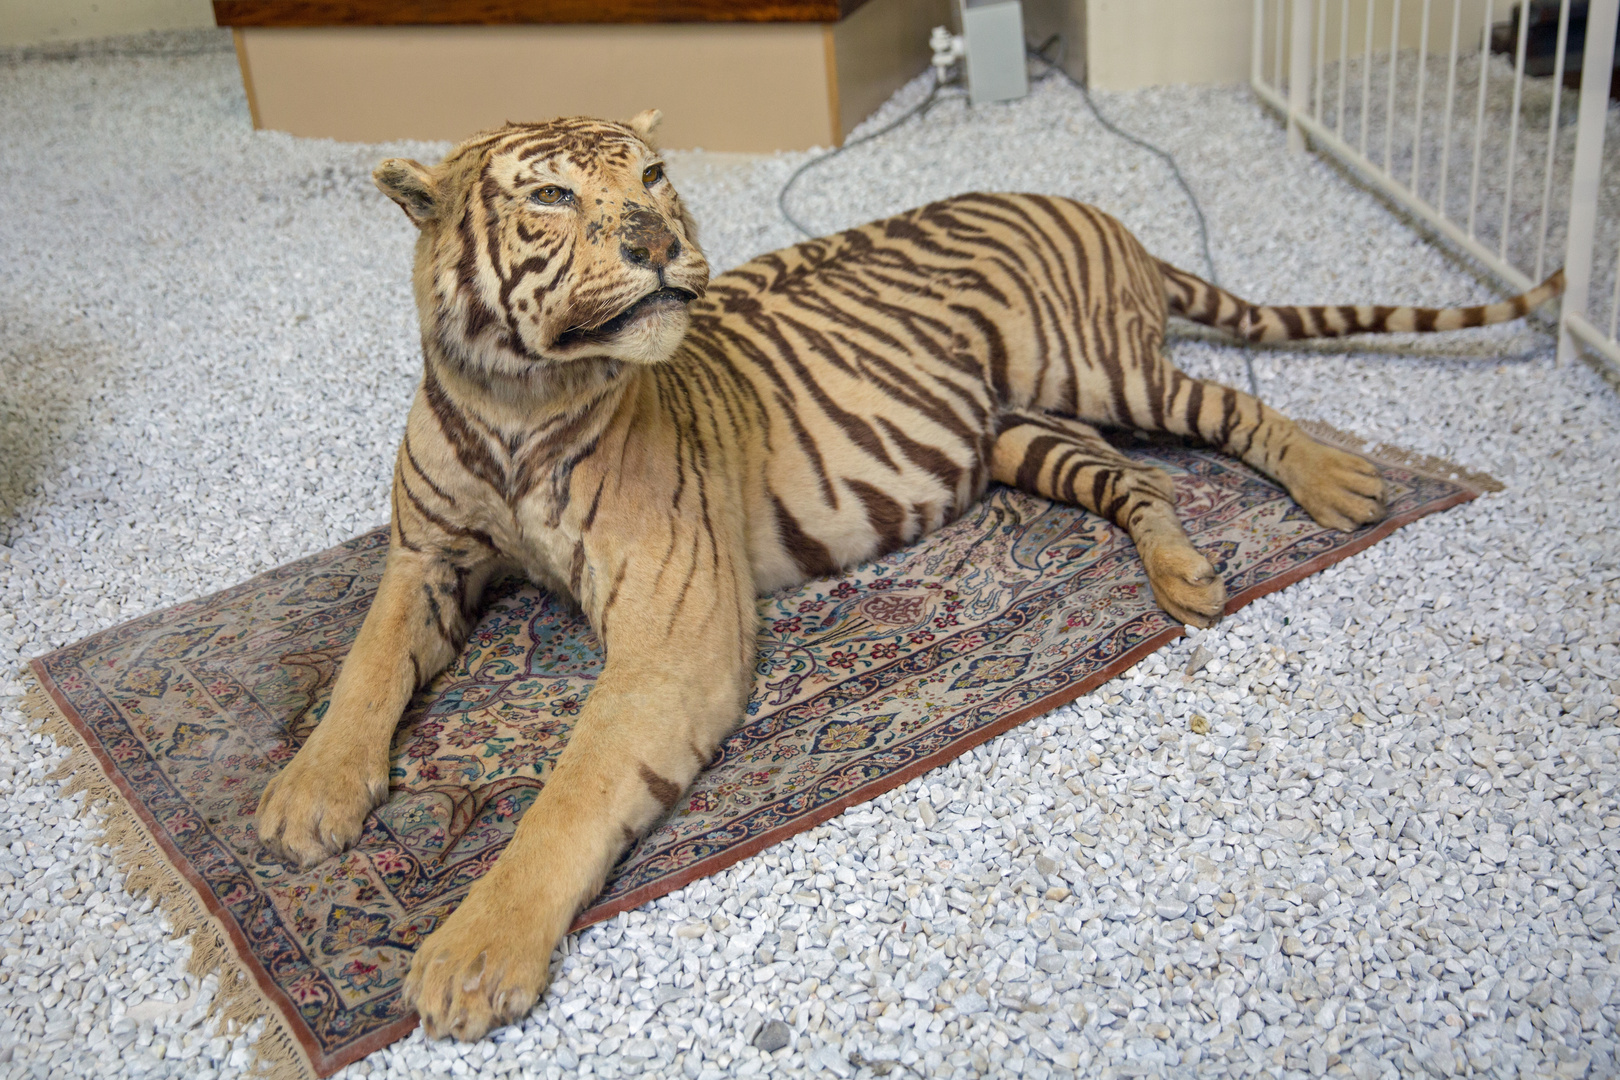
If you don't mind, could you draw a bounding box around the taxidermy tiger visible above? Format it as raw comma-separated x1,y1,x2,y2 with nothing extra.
254,110,1561,1040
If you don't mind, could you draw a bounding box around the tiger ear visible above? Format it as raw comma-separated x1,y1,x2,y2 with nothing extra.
625,109,663,141
373,158,438,227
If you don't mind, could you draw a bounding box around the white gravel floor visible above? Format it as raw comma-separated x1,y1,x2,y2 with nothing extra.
3,29,1619,1080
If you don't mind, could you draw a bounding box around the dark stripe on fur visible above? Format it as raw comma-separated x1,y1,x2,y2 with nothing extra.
639,763,680,812
771,493,838,578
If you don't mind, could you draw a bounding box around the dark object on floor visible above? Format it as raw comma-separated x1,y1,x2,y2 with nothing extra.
1492,1,1620,98
753,1020,792,1053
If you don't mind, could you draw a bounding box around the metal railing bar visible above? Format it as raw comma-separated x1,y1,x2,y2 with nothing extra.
1253,0,1266,89
1360,0,1376,155
1252,76,1536,293
1385,0,1403,173
1532,0,1573,281
1499,2,1531,261
1565,313,1620,374
1315,0,1327,121
1336,0,1350,135
1290,0,1315,151
1609,240,1620,340
1437,0,1461,220
1467,0,1492,239
1412,0,1432,194
1276,0,1287,90
1557,0,1619,364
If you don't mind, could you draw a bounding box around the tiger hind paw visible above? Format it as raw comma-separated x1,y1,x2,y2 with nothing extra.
1144,544,1227,629
1283,442,1387,533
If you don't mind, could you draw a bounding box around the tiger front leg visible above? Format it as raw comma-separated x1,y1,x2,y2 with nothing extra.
256,542,497,867
403,542,756,1040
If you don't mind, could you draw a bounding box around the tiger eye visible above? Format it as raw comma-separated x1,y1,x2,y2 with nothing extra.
531,186,567,205
642,164,664,186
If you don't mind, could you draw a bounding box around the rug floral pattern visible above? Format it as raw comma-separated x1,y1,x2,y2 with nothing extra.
32,440,1471,1072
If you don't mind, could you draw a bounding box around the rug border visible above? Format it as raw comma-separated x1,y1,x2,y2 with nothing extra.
25,483,1478,1078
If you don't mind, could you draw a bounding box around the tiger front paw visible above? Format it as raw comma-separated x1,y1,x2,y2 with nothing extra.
256,729,390,868
1281,441,1387,532
404,878,559,1041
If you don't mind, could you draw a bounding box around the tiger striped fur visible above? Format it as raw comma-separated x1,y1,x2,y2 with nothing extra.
253,111,1561,1041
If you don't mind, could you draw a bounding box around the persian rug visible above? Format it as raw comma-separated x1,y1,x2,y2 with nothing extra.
25,425,1495,1078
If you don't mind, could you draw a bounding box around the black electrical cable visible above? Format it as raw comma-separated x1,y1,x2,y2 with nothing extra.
777,69,957,239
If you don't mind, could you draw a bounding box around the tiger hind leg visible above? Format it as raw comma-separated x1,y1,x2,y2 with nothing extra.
992,412,1227,627
1153,366,1386,532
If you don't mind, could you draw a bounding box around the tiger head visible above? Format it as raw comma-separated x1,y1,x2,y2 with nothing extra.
374,111,710,381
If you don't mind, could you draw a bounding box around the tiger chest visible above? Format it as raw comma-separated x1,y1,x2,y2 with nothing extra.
493,494,590,604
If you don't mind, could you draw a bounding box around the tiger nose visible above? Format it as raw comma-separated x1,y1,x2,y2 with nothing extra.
620,234,681,270
619,208,681,270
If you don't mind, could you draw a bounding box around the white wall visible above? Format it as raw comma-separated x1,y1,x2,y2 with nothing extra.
0,0,215,47
1087,0,1253,90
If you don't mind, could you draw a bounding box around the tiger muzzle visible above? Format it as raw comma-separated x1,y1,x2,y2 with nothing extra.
552,286,699,349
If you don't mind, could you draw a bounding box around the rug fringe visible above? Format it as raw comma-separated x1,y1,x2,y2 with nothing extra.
1296,418,1504,494
22,675,316,1080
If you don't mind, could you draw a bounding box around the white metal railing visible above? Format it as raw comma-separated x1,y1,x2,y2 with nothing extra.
1251,0,1620,373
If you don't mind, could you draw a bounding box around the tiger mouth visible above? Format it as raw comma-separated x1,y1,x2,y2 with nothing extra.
554,287,697,348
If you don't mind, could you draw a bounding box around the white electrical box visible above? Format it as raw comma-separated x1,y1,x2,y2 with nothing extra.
960,0,1029,106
